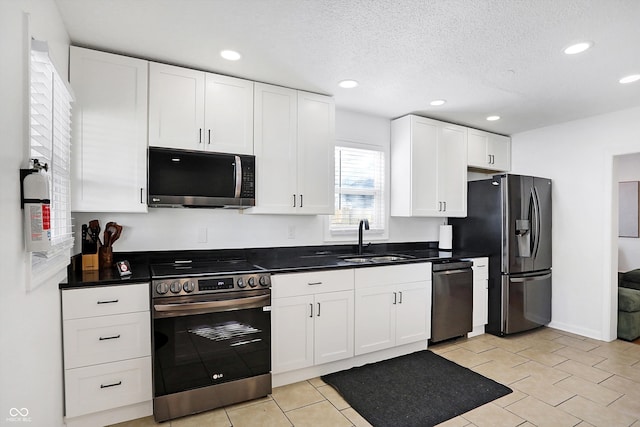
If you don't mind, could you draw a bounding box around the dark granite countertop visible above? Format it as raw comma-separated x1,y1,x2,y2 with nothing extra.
60,242,488,289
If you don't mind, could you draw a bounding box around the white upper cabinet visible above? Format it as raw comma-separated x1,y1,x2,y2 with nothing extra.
391,115,467,217
296,91,335,214
70,47,148,212
251,83,335,215
467,128,511,172
148,62,254,154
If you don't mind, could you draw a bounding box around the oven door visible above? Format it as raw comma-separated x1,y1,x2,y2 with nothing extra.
152,289,271,398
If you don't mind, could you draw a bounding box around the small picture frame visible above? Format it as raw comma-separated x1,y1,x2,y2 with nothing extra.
116,260,132,276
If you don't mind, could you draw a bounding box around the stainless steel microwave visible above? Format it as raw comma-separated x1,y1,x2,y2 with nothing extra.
148,147,255,208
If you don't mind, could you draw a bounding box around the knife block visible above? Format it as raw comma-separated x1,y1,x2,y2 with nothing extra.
81,253,99,271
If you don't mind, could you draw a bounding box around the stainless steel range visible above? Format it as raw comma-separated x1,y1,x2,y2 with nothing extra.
151,259,271,422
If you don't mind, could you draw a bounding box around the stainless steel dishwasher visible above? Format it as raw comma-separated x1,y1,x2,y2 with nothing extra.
430,260,474,343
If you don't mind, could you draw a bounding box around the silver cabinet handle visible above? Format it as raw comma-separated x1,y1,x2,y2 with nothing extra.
317,302,321,317
140,188,144,204
97,299,118,305
208,129,211,144
300,194,303,208
100,381,122,389
308,282,322,286
309,303,313,318
398,291,403,304
199,128,202,144
293,194,296,207
99,334,121,341
393,292,397,304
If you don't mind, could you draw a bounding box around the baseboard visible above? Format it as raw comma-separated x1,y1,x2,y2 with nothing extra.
548,320,607,341
64,401,152,427
273,341,428,387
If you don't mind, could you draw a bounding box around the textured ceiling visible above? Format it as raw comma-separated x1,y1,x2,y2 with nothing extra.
55,0,640,135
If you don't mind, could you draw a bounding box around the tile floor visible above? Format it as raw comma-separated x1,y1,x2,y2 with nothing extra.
113,327,640,427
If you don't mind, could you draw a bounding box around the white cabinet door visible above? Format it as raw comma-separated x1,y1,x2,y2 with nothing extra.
467,129,489,168
438,123,467,217
471,257,489,328
314,290,354,365
70,47,148,212
488,133,511,171
148,62,205,150
395,281,431,345
204,73,254,154
410,117,440,216
251,83,298,214
271,295,314,373
296,91,335,215
354,286,395,355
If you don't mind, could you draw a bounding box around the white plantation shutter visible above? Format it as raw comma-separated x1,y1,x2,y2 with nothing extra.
331,146,385,233
29,40,74,271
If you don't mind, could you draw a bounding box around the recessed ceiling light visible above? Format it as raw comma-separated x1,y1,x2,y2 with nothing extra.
619,74,640,84
563,41,592,55
486,115,501,121
430,99,446,106
338,80,359,89
220,50,241,61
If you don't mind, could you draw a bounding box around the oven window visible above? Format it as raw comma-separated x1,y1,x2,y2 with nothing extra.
154,307,270,396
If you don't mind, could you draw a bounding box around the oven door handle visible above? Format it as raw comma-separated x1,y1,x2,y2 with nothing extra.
154,294,270,317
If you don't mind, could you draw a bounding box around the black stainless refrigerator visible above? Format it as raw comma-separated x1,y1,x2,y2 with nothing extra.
450,174,552,336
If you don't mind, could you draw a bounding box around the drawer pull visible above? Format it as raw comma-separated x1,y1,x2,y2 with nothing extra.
308,282,322,286
100,380,122,389
98,334,121,341
97,299,119,305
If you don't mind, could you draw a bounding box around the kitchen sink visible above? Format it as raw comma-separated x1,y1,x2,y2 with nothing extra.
341,254,412,264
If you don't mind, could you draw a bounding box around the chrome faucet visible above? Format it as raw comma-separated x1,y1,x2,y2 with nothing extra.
358,219,370,255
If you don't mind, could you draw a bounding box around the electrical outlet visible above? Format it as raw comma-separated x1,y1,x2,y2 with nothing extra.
287,225,296,239
197,227,208,243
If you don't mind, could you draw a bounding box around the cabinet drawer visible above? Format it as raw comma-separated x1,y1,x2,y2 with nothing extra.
63,311,151,369
355,263,431,289
63,283,149,319
272,269,353,298
65,356,152,418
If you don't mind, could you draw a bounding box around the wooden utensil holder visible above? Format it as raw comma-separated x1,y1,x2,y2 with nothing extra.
99,246,113,269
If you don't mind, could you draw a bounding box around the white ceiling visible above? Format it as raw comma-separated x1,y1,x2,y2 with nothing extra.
55,0,640,135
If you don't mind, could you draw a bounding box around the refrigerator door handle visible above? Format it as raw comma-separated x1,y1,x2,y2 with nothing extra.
531,187,541,259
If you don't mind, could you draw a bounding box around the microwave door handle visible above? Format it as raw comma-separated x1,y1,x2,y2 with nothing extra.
234,156,242,198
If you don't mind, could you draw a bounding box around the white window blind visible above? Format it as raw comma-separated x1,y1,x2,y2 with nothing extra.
30,40,74,265
331,146,385,233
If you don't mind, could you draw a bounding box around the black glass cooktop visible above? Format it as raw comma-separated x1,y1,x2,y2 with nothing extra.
150,259,264,278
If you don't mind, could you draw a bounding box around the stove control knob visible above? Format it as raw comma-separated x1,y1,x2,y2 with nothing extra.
248,277,256,287
170,281,182,294
259,276,271,287
156,282,169,295
183,280,196,293
237,278,246,288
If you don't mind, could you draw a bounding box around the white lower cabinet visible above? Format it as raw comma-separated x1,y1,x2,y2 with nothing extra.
271,270,354,373
468,257,489,337
354,263,431,355
62,283,152,426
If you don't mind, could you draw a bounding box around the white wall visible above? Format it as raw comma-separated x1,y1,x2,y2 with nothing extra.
617,153,640,272
511,106,640,341
74,109,443,253
0,1,70,426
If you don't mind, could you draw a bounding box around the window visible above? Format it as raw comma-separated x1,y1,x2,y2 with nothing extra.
29,40,74,282
330,145,385,234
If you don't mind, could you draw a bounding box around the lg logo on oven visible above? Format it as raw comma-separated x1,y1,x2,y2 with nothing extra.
212,373,224,380
6,407,31,423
